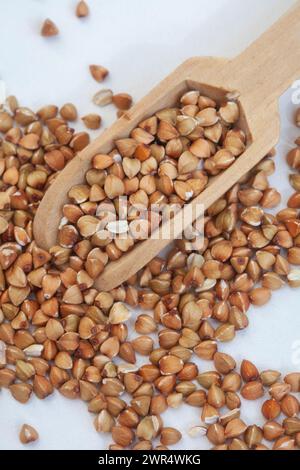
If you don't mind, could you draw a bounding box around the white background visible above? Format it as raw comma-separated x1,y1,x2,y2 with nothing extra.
0,0,299,450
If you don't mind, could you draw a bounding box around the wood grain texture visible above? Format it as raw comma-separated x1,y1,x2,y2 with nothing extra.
34,2,300,291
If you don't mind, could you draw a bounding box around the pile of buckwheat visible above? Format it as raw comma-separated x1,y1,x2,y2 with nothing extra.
0,0,300,449
0,87,300,450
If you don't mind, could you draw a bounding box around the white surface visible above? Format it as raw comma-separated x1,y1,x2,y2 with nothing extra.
0,0,299,450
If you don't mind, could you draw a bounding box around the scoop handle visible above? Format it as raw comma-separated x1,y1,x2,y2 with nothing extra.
231,1,300,110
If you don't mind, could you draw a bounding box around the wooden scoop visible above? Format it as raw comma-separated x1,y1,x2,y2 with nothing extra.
34,2,300,291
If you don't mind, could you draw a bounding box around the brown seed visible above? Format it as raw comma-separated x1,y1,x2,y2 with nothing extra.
273,436,295,450
104,174,125,199
175,381,196,396
76,1,89,18
118,342,135,365
283,417,300,435
159,329,180,349
157,121,179,142
284,373,300,392
241,381,264,400
0,340,7,367
160,427,182,446
281,394,299,417
288,269,300,287
44,149,65,171
159,355,183,375
28,357,48,375
240,359,259,382
263,421,284,441
287,148,300,170
59,379,80,399
37,104,58,121
41,19,59,37
194,340,217,360
225,392,241,410
0,324,14,345
63,285,83,304
201,403,219,425
260,188,281,208
93,89,113,106
219,101,239,124
132,336,153,356
244,425,263,449
269,382,291,401
108,302,131,324
214,324,235,342
89,65,108,82
289,174,300,192
132,441,152,451
60,103,77,121
221,372,241,392
6,344,25,363
19,424,39,444
16,360,35,381
249,287,271,306
207,384,225,408
0,111,13,132
167,393,183,409
19,133,40,150
14,106,36,125
94,410,114,433
206,424,225,445
58,332,80,352
260,370,281,386
170,345,192,363
88,394,107,414
82,114,101,130
185,390,207,407
224,418,247,439
70,131,90,151
135,314,157,334
136,415,161,440
288,192,300,208
262,272,285,290
100,337,120,358
288,247,300,265
55,351,73,370
139,364,160,383
100,378,124,397
295,109,300,127
228,438,248,451
214,352,236,374
155,375,176,395
45,319,64,341
105,397,126,417
109,445,124,450
9,383,32,403
111,425,134,447
219,409,240,426
112,93,133,110
150,395,167,415
79,380,98,401
33,375,53,399
131,396,151,417
262,399,281,420
49,366,69,389
0,368,16,387
177,363,198,381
